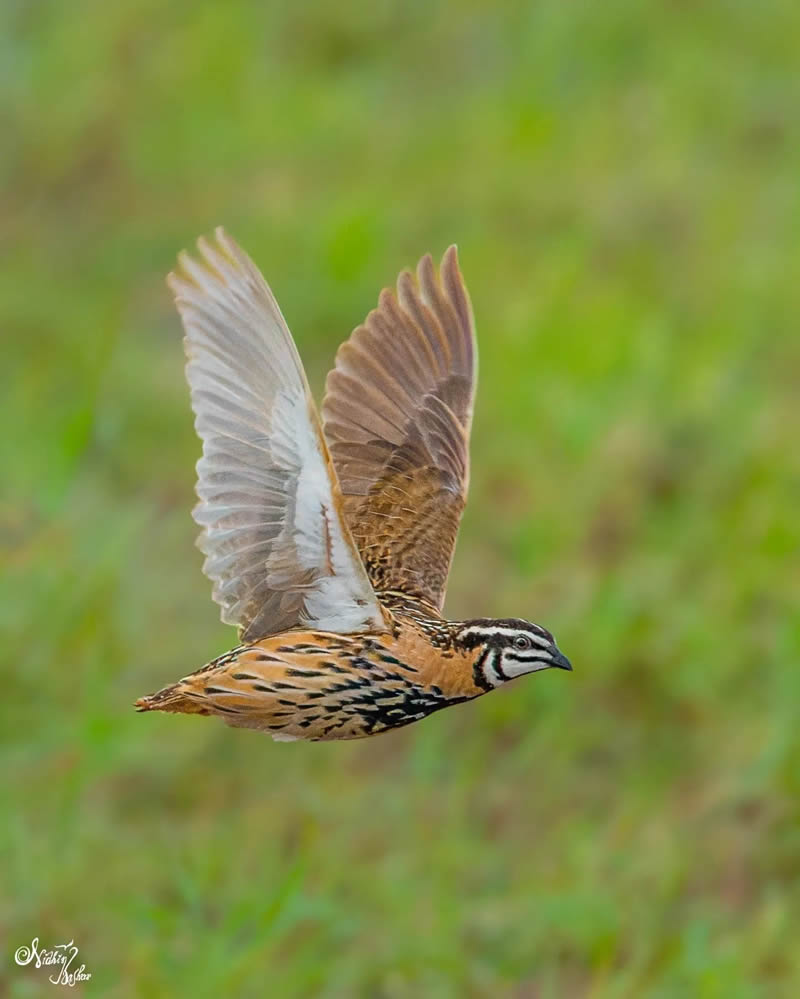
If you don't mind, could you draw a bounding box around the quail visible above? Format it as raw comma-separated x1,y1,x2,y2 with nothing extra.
136,230,571,741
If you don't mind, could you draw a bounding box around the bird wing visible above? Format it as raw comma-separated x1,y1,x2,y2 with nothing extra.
168,228,387,642
321,246,477,611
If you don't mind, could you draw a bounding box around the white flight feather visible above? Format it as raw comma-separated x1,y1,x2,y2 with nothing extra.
170,227,386,640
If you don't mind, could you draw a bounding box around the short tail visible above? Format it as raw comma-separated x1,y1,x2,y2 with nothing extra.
135,680,210,716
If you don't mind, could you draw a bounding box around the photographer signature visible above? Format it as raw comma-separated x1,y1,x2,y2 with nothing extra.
14,937,92,987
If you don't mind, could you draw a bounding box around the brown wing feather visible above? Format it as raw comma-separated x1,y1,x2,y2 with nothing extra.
321,246,477,610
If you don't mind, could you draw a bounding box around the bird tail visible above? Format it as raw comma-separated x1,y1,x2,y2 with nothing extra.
135,678,210,715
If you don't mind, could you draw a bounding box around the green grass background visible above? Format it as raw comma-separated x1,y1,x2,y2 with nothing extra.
3,1,799,995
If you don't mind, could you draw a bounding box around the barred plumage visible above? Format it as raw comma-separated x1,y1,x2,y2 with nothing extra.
136,231,571,741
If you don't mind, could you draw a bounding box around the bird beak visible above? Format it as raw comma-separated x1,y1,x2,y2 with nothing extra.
551,648,573,671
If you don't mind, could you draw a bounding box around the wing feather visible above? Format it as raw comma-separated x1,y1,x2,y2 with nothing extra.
321,246,477,610
168,228,386,641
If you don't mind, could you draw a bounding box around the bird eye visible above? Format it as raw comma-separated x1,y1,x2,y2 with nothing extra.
513,635,532,651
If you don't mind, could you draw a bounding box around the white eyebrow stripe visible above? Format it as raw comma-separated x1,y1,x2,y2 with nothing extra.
459,625,552,647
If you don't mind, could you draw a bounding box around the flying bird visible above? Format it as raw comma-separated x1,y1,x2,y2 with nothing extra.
136,229,571,741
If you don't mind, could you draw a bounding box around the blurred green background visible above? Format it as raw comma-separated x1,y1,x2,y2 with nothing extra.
3,1,799,996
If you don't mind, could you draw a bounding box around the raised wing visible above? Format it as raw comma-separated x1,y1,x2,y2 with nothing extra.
168,228,386,642
321,247,477,611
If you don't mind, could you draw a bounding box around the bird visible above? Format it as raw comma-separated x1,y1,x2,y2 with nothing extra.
135,228,571,741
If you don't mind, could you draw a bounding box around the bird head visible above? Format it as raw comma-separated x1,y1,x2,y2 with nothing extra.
454,618,572,690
